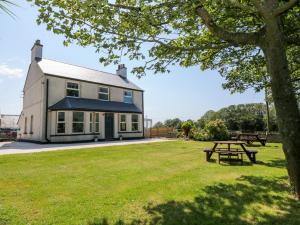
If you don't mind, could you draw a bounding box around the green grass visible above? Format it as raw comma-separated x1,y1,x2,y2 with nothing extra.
0,141,299,225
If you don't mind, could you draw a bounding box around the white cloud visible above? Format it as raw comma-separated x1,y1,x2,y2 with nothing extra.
0,64,24,78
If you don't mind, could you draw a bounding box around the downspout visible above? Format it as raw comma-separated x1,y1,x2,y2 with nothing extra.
45,79,50,142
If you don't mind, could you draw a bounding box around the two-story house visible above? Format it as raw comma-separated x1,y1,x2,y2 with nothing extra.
18,40,144,143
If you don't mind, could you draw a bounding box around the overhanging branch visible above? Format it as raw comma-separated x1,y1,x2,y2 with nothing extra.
272,0,299,17
195,4,261,46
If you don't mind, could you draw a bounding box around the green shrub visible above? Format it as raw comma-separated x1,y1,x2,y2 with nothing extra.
181,121,194,138
205,119,229,140
192,129,209,141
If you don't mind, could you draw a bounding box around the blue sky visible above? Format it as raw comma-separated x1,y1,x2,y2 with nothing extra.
0,1,264,123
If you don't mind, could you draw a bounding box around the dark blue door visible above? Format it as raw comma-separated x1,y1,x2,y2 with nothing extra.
105,113,114,139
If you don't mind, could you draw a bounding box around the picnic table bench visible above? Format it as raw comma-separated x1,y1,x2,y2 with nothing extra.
231,133,267,146
203,141,258,164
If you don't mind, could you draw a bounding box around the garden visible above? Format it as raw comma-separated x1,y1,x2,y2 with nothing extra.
0,141,299,225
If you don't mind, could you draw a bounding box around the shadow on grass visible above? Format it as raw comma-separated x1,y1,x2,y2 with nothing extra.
257,159,287,168
88,176,300,225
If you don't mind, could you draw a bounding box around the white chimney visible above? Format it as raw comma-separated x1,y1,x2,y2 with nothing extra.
31,40,43,62
116,64,127,79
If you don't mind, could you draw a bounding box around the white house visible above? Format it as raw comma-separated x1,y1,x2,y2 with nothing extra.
18,40,144,143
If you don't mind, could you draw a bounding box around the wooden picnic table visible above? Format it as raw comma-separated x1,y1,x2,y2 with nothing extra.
203,140,258,164
232,133,267,146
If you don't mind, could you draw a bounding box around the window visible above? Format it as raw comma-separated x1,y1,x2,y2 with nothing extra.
99,86,109,101
95,113,100,133
72,112,84,133
24,117,27,134
89,113,93,133
132,114,139,131
119,114,127,131
124,90,133,104
30,115,34,134
66,82,80,97
57,112,65,134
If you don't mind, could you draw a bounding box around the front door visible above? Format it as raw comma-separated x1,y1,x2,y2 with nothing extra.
105,113,114,139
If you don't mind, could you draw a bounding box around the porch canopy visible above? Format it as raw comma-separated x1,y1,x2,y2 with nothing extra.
49,97,142,114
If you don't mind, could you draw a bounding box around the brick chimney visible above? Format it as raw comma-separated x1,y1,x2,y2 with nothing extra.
116,64,127,79
31,40,43,62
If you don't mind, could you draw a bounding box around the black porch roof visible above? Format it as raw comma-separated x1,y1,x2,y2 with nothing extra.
49,97,142,114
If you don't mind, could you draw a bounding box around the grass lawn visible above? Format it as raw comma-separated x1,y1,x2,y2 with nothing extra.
0,141,299,225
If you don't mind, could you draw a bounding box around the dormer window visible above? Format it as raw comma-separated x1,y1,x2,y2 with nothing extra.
66,82,80,97
99,86,109,101
124,90,133,104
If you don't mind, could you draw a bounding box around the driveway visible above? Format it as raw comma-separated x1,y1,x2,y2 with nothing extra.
0,138,172,155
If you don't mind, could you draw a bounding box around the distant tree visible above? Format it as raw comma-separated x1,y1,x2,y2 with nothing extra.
153,122,164,129
164,118,182,129
196,110,218,129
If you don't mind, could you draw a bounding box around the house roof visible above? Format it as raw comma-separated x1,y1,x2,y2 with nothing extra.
49,97,142,114
37,59,143,91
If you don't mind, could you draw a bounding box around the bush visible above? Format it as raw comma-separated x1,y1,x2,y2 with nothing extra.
181,121,194,138
204,119,229,140
192,129,210,141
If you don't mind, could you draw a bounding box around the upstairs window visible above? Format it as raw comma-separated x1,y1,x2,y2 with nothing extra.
124,90,133,104
119,114,127,131
99,86,109,101
57,112,65,134
66,82,80,97
72,112,84,133
131,114,139,131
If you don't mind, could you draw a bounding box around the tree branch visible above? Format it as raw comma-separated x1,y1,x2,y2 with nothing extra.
195,4,261,46
272,0,299,17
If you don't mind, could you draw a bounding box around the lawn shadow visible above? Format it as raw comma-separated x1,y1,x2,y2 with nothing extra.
256,159,287,168
88,176,300,225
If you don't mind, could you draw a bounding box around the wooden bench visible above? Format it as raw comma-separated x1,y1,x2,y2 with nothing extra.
217,150,245,164
246,149,258,163
203,148,214,161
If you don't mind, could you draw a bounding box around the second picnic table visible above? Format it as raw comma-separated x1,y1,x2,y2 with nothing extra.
232,133,267,146
203,140,258,164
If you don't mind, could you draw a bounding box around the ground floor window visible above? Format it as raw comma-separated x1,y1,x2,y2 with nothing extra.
24,117,27,134
30,115,34,134
89,113,93,133
57,112,65,134
95,113,100,133
120,114,126,131
132,114,139,131
72,112,84,133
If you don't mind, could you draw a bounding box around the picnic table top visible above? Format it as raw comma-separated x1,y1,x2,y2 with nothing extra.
238,133,260,136
213,140,246,144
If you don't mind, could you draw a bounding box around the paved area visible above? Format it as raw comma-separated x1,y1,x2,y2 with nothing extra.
0,138,172,155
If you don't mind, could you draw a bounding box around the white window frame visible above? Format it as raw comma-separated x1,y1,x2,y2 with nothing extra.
72,111,84,134
95,113,100,133
131,114,139,131
66,81,80,98
119,114,127,132
57,111,66,134
98,86,110,101
123,90,133,104
89,112,93,133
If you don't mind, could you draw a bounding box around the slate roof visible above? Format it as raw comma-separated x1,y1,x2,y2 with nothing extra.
49,97,142,113
37,59,143,91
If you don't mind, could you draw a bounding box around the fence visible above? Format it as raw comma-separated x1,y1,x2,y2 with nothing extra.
144,127,176,138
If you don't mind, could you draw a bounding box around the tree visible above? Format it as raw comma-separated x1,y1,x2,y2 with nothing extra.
0,0,16,17
181,121,194,138
30,0,300,198
164,118,182,129
153,121,164,129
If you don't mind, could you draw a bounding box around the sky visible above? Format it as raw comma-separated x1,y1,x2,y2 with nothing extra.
0,1,264,124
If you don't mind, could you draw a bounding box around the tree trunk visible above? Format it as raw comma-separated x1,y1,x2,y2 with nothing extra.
265,87,270,134
262,18,300,199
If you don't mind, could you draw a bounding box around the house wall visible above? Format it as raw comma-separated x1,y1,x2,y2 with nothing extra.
48,111,143,142
46,75,143,111
18,62,47,142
